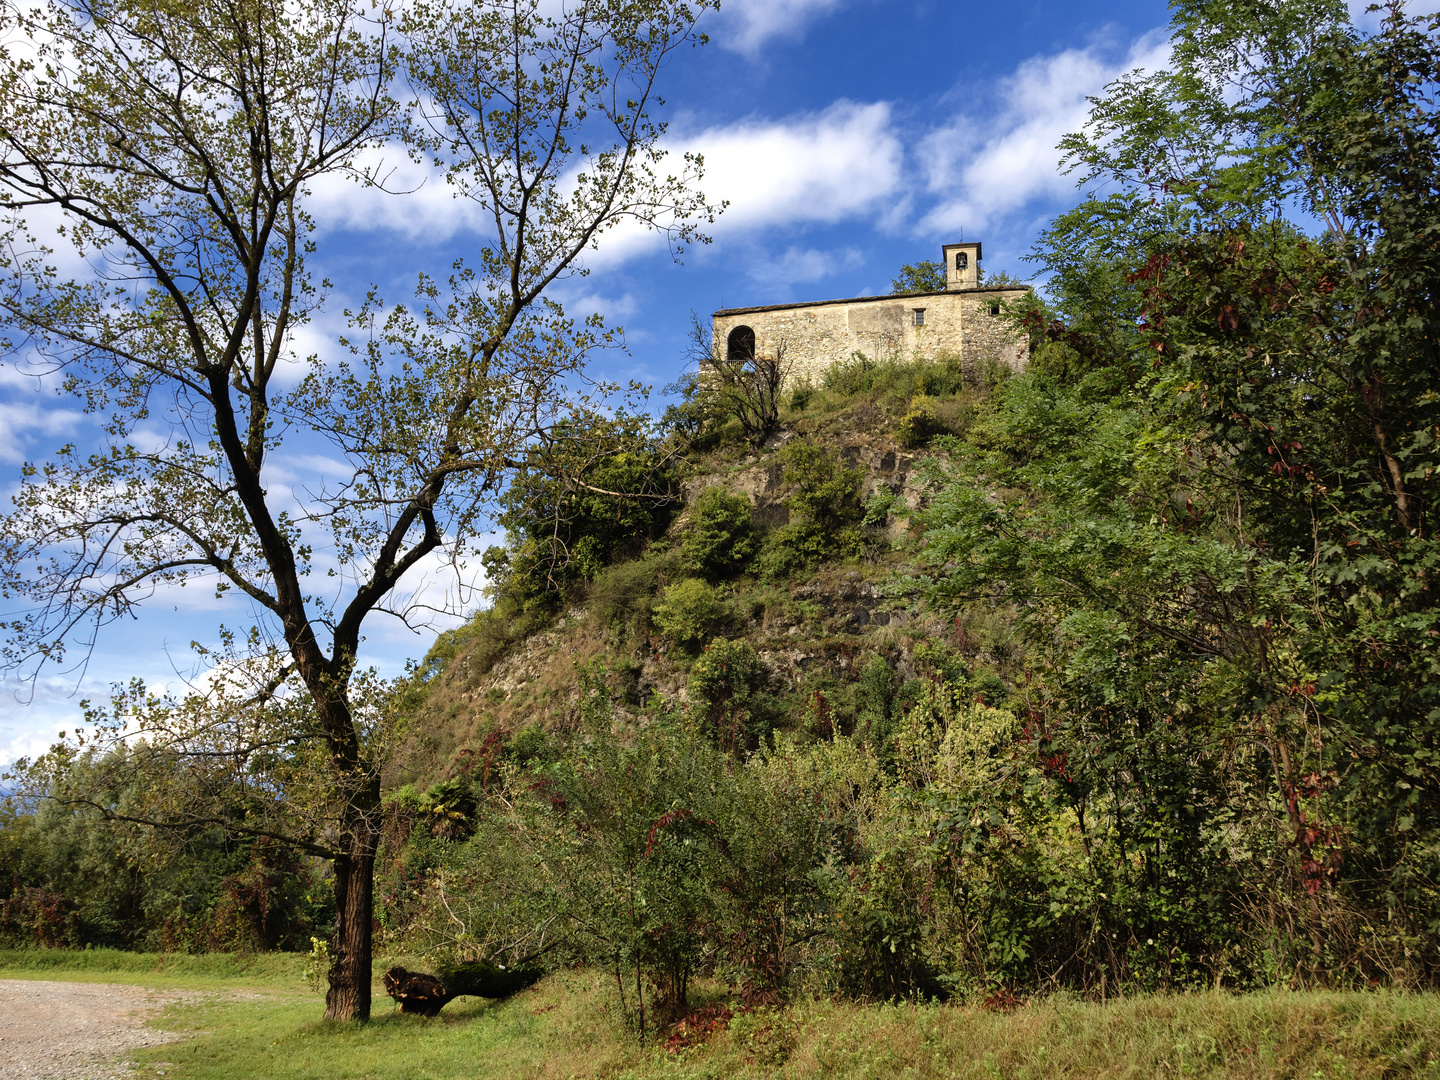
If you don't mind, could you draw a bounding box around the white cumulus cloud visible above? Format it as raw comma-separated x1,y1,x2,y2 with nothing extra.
585,100,904,268
746,245,864,289
0,399,85,464
711,0,848,55
699,101,903,231
919,31,1172,235
305,144,483,245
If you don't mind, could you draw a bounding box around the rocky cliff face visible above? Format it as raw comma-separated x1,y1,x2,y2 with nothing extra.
681,430,930,540
398,425,993,781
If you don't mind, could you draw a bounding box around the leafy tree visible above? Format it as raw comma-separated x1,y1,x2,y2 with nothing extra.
487,411,681,608
922,0,1440,985
652,579,731,651
1,750,324,951
891,260,946,294
0,0,715,1018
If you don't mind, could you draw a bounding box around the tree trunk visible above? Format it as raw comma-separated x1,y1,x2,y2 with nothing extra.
325,799,379,1021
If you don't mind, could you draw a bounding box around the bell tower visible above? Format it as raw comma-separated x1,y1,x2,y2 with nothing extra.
942,241,981,290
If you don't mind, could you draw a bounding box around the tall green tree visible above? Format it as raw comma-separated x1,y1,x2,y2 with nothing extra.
923,0,1440,984
891,259,946,295
0,0,715,1018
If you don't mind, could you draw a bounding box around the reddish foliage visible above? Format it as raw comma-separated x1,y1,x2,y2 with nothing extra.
209,839,309,951
807,689,834,739
1281,775,1345,897
527,776,568,814
980,986,1027,1012
663,1004,734,1053
0,882,79,947
644,808,694,857
738,981,784,1007
455,730,507,792
1040,752,1072,783
644,807,724,858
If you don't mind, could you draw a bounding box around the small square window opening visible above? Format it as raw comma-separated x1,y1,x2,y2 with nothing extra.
989,303,1001,316
913,309,926,327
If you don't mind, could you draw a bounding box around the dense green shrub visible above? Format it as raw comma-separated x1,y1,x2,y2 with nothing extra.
781,441,862,531
861,486,906,529
652,578,732,650
788,376,814,411
820,354,968,402
687,639,768,754
821,352,880,396
855,655,899,772
758,441,864,577
680,487,759,580
586,550,679,638
896,394,940,448
660,371,722,453
0,885,80,948
831,830,946,1001
397,675,884,1015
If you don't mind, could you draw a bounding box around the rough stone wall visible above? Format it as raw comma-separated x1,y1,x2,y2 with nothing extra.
711,287,1030,386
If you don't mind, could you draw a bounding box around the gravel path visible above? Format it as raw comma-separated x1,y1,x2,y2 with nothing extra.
0,979,192,1079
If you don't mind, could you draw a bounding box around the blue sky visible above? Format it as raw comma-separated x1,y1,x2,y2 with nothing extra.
1,0,1378,759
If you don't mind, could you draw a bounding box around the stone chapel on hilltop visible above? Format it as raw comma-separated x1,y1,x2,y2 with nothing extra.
711,242,1031,384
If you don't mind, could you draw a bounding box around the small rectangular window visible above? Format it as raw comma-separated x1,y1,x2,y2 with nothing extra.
989,303,1001,315
913,308,926,327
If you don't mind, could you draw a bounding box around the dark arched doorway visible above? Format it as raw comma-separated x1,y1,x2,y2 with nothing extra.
726,325,755,366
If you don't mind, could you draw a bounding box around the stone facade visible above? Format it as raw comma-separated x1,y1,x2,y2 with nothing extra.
711,242,1031,386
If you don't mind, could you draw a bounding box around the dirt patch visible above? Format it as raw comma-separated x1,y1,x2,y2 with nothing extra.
0,979,192,1079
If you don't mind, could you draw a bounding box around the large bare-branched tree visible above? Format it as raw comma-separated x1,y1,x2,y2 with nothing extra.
0,0,715,1019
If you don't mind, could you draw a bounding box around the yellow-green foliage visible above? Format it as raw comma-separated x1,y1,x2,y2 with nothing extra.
893,679,1017,792
896,393,940,448
653,579,732,650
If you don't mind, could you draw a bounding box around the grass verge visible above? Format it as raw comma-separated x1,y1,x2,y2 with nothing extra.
0,946,312,989
119,974,1440,1078
3,951,1437,1078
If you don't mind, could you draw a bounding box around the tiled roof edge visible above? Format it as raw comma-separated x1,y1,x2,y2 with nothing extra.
712,284,1032,319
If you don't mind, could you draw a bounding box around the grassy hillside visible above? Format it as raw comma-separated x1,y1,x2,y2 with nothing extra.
390,352,1012,789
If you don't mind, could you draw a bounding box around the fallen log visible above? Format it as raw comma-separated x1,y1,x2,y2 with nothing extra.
383,961,543,1016
383,967,453,1017
440,959,545,999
